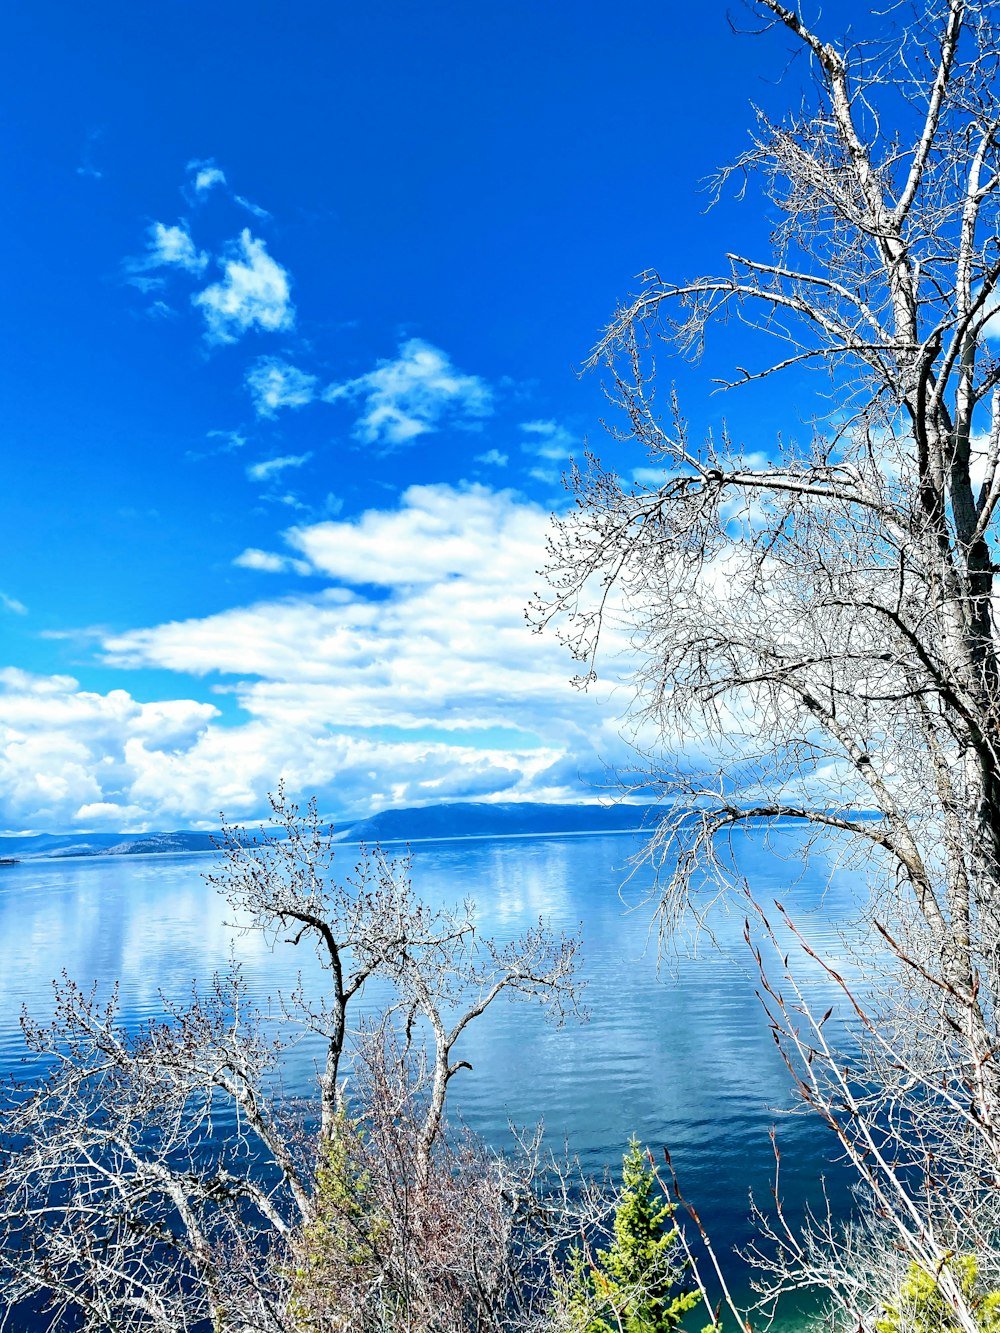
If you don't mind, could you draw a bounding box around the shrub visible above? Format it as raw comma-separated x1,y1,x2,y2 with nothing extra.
876,1258,1000,1333
559,1137,701,1333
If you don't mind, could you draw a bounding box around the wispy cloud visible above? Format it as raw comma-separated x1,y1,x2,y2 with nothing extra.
207,429,247,451
187,158,227,195
235,194,272,221
233,548,311,575
185,429,247,462
185,157,270,217
246,357,317,418
246,452,312,482
0,592,27,616
76,129,104,181
520,419,578,460
324,339,493,447
475,448,508,467
193,230,293,343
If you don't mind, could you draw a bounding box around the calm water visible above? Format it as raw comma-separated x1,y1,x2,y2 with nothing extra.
0,827,866,1322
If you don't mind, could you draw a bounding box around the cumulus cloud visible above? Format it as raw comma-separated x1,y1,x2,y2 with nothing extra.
324,339,492,446
245,357,318,418
2,488,651,832
0,654,600,834
52,484,640,828
246,453,312,482
286,483,539,588
141,221,208,275
193,230,293,343
0,668,220,831
1,592,27,615
475,448,508,467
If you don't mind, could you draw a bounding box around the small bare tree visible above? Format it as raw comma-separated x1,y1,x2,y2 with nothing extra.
0,968,302,1330
534,0,1000,1326
286,1026,618,1333
0,788,588,1332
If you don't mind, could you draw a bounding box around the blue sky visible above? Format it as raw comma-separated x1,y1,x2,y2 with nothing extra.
0,1,858,832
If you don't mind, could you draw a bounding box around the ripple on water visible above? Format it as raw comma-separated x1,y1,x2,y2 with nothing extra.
0,830,866,1320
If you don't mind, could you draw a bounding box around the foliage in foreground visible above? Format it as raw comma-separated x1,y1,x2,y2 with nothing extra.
0,791,593,1331
288,1118,704,1333
0,791,705,1333
556,1138,701,1333
877,1260,1000,1333
536,0,1000,1328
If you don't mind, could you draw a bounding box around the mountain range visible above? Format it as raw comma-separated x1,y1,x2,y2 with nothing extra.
0,801,663,861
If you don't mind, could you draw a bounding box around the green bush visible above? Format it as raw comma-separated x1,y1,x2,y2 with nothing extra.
286,1110,388,1331
876,1257,1000,1333
560,1137,703,1333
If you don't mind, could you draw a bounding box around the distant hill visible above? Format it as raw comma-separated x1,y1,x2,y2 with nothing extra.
0,830,218,860
0,802,662,861
337,801,661,844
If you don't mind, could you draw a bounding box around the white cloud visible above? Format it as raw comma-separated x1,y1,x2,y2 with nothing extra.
529,467,559,486
56,484,642,829
324,339,492,446
235,194,272,220
127,276,166,294
631,467,672,486
476,448,508,466
115,501,626,738
208,429,247,451
234,548,311,575
973,281,1000,343
142,221,208,275
193,230,293,343
3,488,659,832
188,159,227,194
286,483,538,588
0,668,220,831
520,419,579,461
1,592,27,615
246,453,312,482
246,357,318,418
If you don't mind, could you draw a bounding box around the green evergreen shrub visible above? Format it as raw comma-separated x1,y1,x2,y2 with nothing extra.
286,1109,389,1331
560,1136,703,1333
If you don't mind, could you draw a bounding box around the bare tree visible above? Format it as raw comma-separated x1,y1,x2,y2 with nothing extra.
0,969,301,1331
534,0,1000,1326
286,1026,615,1333
0,789,587,1332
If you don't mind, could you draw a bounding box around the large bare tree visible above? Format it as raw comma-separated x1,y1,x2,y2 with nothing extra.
535,0,1000,1326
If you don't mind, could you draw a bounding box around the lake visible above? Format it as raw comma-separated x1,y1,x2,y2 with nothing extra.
0,825,865,1324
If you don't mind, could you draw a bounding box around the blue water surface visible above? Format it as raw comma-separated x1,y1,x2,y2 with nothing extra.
0,826,867,1324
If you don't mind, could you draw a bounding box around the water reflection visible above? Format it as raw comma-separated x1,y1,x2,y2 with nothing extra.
0,827,866,1315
